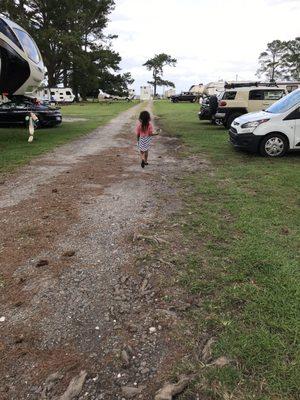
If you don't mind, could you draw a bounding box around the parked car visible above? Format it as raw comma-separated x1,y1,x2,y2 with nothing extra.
171,92,198,103
229,89,300,157
0,97,62,127
216,86,286,128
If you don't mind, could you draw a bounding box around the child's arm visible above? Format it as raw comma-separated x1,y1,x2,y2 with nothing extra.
135,124,140,141
151,128,161,136
149,122,161,136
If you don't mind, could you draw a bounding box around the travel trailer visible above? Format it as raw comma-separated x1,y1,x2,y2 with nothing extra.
276,81,300,93
164,88,176,98
189,84,205,95
203,81,225,96
36,87,76,103
98,88,135,101
0,16,45,95
98,89,112,101
140,86,152,101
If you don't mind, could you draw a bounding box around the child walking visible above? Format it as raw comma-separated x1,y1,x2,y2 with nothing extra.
136,110,157,168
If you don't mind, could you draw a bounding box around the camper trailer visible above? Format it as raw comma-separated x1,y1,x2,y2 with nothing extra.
164,88,176,99
276,81,300,93
36,88,75,103
140,86,152,101
189,84,205,95
203,81,225,96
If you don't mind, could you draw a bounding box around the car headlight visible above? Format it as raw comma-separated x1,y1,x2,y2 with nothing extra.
241,119,269,129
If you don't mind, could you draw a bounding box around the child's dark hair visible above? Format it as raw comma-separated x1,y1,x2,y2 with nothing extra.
139,111,151,132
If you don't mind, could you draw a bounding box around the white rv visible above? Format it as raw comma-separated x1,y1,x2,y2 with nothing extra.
98,89,112,101
140,86,152,101
36,87,75,103
276,81,300,93
189,84,205,95
203,81,225,96
164,88,176,99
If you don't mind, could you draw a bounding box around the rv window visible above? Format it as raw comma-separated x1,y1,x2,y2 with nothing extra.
223,91,236,100
51,92,55,96
66,91,71,95
0,18,22,50
263,90,284,100
249,90,264,100
13,28,40,64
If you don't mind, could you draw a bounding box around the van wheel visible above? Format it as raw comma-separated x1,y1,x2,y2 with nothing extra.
226,113,242,129
259,133,288,157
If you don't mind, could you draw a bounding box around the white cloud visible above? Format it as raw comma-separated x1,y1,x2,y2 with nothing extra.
105,0,300,93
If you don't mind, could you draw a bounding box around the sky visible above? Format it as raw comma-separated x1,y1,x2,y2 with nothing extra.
105,0,300,94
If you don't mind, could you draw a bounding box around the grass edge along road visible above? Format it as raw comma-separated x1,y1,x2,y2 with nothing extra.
0,101,136,175
154,101,300,399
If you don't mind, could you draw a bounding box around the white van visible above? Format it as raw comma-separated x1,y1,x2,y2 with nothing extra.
229,89,300,157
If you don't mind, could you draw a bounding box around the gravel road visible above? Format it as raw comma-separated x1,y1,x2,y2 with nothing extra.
0,101,190,399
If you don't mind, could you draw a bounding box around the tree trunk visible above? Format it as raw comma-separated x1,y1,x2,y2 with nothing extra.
153,70,157,97
63,69,68,87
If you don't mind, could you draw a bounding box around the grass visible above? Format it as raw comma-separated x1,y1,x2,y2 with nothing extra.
0,101,136,174
154,100,300,399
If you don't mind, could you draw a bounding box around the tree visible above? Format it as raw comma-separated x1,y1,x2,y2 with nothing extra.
256,40,285,81
281,38,300,80
143,53,177,96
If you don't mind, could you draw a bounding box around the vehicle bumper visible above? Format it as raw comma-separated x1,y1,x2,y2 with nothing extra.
229,127,260,152
40,115,62,127
215,111,226,120
198,109,211,120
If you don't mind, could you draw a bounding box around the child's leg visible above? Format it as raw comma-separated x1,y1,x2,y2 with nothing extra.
145,151,148,163
140,151,145,161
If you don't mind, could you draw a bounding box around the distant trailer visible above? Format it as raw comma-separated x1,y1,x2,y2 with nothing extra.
140,85,152,101
276,81,300,93
164,88,176,98
189,84,204,95
35,87,76,103
203,81,225,96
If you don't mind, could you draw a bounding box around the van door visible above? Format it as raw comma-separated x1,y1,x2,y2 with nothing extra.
284,106,300,149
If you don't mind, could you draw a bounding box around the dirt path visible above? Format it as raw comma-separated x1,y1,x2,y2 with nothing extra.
0,102,192,399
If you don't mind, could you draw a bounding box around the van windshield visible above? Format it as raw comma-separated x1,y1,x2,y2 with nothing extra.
266,90,300,114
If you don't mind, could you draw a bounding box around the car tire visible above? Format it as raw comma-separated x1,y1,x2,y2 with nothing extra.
226,113,242,129
259,133,288,157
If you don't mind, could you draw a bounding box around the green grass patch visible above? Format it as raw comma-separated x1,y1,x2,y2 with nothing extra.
0,101,135,174
154,100,300,399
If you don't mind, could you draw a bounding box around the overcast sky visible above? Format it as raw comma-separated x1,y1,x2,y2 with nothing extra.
105,0,300,94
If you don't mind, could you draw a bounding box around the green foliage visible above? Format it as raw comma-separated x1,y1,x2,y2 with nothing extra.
256,40,285,81
257,38,300,81
143,53,177,95
281,37,300,80
0,0,134,98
